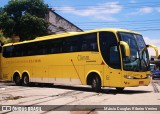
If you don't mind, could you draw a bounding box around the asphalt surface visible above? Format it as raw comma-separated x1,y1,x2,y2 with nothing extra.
0,80,160,114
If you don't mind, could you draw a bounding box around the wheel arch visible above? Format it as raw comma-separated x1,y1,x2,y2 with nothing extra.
22,71,30,80
12,71,21,82
86,70,102,86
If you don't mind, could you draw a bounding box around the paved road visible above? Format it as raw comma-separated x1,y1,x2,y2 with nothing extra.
0,80,160,114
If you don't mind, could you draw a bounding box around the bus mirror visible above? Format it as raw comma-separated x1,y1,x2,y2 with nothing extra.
146,44,158,58
120,41,130,57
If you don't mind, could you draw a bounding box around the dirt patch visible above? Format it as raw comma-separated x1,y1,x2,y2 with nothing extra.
0,94,24,101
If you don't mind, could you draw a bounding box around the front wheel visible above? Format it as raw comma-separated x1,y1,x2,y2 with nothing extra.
91,76,101,92
22,74,29,86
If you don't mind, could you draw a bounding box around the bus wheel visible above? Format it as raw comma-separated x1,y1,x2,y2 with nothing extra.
116,87,124,92
22,74,29,86
91,76,101,92
14,75,22,86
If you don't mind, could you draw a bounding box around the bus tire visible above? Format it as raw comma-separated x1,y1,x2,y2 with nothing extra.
22,73,29,86
91,75,101,92
14,75,22,86
116,87,124,92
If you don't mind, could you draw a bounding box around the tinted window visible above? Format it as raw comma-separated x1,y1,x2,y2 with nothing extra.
49,39,62,54
3,46,14,57
62,36,79,53
99,32,121,69
81,33,98,51
2,33,98,58
0,46,2,53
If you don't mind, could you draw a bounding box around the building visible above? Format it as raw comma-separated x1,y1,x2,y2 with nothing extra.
10,8,83,43
46,8,83,34
150,55,160,70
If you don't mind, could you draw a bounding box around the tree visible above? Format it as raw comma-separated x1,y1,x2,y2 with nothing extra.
0,30,12,45
0,0,49,41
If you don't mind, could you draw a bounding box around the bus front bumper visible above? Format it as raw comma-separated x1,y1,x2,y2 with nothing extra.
122,77,151,87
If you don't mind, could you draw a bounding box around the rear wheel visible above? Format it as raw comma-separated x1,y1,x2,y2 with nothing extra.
22,74,29,86
91,76,101,92
14,75,22,86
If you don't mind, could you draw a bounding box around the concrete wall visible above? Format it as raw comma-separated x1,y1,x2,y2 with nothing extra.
46,9,83,34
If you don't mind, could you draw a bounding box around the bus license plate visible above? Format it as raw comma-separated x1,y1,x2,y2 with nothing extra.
139,81,144,85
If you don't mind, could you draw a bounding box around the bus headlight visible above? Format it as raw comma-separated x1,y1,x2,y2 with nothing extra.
146,74,151,77
124,75,134,79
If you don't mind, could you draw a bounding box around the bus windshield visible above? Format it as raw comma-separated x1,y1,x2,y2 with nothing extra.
118,32,149,72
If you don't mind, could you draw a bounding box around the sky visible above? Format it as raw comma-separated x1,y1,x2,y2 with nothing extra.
0,0,160,57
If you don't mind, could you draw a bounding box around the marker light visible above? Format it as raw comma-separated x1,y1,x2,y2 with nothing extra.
124,75,134,79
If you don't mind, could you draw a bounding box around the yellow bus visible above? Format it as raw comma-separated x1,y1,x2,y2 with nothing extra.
0,28,158,92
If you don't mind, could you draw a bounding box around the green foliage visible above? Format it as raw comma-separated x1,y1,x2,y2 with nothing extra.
0,12,15,37
0,30,12,44
19,13,49,40
0,0,49,41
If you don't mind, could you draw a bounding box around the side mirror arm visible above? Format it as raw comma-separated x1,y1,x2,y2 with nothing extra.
120,41,130,57
146,44,158,58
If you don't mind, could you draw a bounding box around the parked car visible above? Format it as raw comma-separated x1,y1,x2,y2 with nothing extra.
150,64,156,73
151,71,160,79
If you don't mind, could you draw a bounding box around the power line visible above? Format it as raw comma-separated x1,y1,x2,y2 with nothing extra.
75,22,160,27
73,19,160,24
83,28,160,32
52,2,160,8
78,23,160,32
51,2,160,32
75,21,160,27
53,2,160,11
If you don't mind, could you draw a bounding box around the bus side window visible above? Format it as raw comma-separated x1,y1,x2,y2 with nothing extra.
38,41,48,55
63,39,70,53
81,41,88,51
50,39,62,54
22,44,28,56
90,43,97,51
3,46,14,57
81,33,98,52
110,46,120,68
69,37,79,52
62,36,79,53
0,46,2,53
27,43,38,56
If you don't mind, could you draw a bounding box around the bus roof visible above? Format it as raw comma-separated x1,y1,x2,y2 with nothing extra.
3,28,140,47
